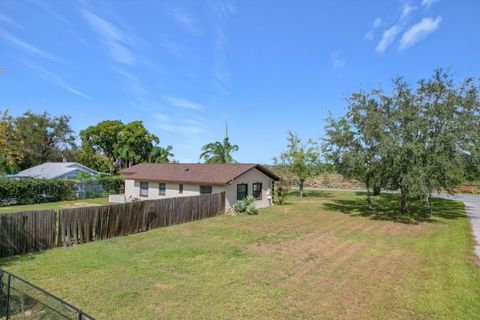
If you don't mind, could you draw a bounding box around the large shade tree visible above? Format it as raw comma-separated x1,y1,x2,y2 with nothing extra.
80,120,162,170
325,70,480,214
14,110,76,169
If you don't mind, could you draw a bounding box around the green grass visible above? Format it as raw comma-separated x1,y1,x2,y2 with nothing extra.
1,190,479,319
0,197,109,214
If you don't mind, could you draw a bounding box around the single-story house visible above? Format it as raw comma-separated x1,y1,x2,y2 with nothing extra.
7,162,103,180
116,163,280,211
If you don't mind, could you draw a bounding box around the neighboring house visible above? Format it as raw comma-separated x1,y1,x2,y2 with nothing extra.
116,163,280,211
7,162,103,180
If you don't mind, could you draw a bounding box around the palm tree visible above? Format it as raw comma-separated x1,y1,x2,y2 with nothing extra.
149,145,174,163
200,123,239,163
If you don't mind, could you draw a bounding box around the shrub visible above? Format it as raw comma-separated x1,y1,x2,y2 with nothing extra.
275,177,291,205
98,175,125,194
233,196,258,215
0,177,75,206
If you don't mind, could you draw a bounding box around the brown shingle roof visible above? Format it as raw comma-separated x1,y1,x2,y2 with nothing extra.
119,163,279,185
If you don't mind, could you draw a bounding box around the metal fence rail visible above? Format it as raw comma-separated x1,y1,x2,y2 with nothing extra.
0,269,95,320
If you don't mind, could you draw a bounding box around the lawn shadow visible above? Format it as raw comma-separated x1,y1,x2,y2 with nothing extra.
323,193,466,224
290,190,335,198
0,251,43,269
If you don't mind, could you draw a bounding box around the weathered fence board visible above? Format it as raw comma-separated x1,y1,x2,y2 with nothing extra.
0,210,56,257
58,192,225,247
1,192,225,257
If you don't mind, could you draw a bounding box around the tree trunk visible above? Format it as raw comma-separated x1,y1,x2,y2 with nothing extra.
366,178,372,210
299,180,304,197
428,192,433,216
400,188,409,214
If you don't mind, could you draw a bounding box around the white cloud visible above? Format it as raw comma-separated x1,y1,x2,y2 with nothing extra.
166,96,204,110
23,61,92,99
422,0,439,8
399,16,442,50
375,25,401,53
401,2,417,19
364,17,383,41
373,17,383,28
330,50,346,69
0,29,55,60
168,7,201,34
155,113,204,135
81,9,136,65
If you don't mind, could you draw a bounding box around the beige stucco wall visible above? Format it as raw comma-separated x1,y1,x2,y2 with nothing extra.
124,179,224,201
123,167,275,212
224,168,274,210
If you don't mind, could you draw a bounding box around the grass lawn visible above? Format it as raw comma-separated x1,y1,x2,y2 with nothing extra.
0,197,109,214
1,190,479,319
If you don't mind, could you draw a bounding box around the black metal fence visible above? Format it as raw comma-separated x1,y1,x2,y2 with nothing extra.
0,269,94,320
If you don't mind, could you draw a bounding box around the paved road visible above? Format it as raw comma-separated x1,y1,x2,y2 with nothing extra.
305,188,480,261
435,194,480,261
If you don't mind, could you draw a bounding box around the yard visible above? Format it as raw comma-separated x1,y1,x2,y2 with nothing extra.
0,197,109,214
1,190,479,319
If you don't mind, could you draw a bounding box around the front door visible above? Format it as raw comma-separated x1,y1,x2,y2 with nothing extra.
237,183,248,200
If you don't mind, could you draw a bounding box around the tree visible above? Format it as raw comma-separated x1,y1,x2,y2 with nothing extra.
324,91,387,209
149,145,174,163
80,120,160,170
14,110,76,169
80,120,124,162
200,123,239,163
275,177,291,205
325,70,480,214
117,121,159,167
0,109,24,173
75,147,111,173
277,131,320,197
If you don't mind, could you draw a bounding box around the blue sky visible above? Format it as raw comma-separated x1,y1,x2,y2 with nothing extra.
1,0,479,163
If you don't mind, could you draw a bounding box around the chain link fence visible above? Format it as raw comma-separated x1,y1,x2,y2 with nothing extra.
0,270,94,320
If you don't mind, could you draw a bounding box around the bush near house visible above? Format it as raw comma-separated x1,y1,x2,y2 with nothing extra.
97,175,124,194
233,196,258,215
0,177,74,205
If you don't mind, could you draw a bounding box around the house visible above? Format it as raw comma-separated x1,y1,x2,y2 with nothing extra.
7,162,102,180
116,163,280,211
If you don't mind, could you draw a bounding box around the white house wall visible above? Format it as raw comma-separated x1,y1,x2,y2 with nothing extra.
123,167,275,212
124,179,225,201
225,168,274,210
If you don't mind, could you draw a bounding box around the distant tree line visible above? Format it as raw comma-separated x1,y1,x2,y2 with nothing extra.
0,111,175,174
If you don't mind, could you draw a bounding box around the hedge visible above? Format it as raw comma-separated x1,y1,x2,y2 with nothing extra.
97,175,124,194
0,177,75,205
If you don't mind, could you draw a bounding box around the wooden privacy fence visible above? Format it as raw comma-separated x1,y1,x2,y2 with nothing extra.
0,192,225,257
0,210,56,257
58,192,225,246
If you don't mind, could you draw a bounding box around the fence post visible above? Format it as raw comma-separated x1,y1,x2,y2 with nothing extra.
78,312,83,320
5,273,11,320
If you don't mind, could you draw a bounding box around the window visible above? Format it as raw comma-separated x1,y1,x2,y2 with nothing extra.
252,183,262,200
179,184,183,194
237,183,248,200
140,182,148,197
159,183,166,195
200,185,212,194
